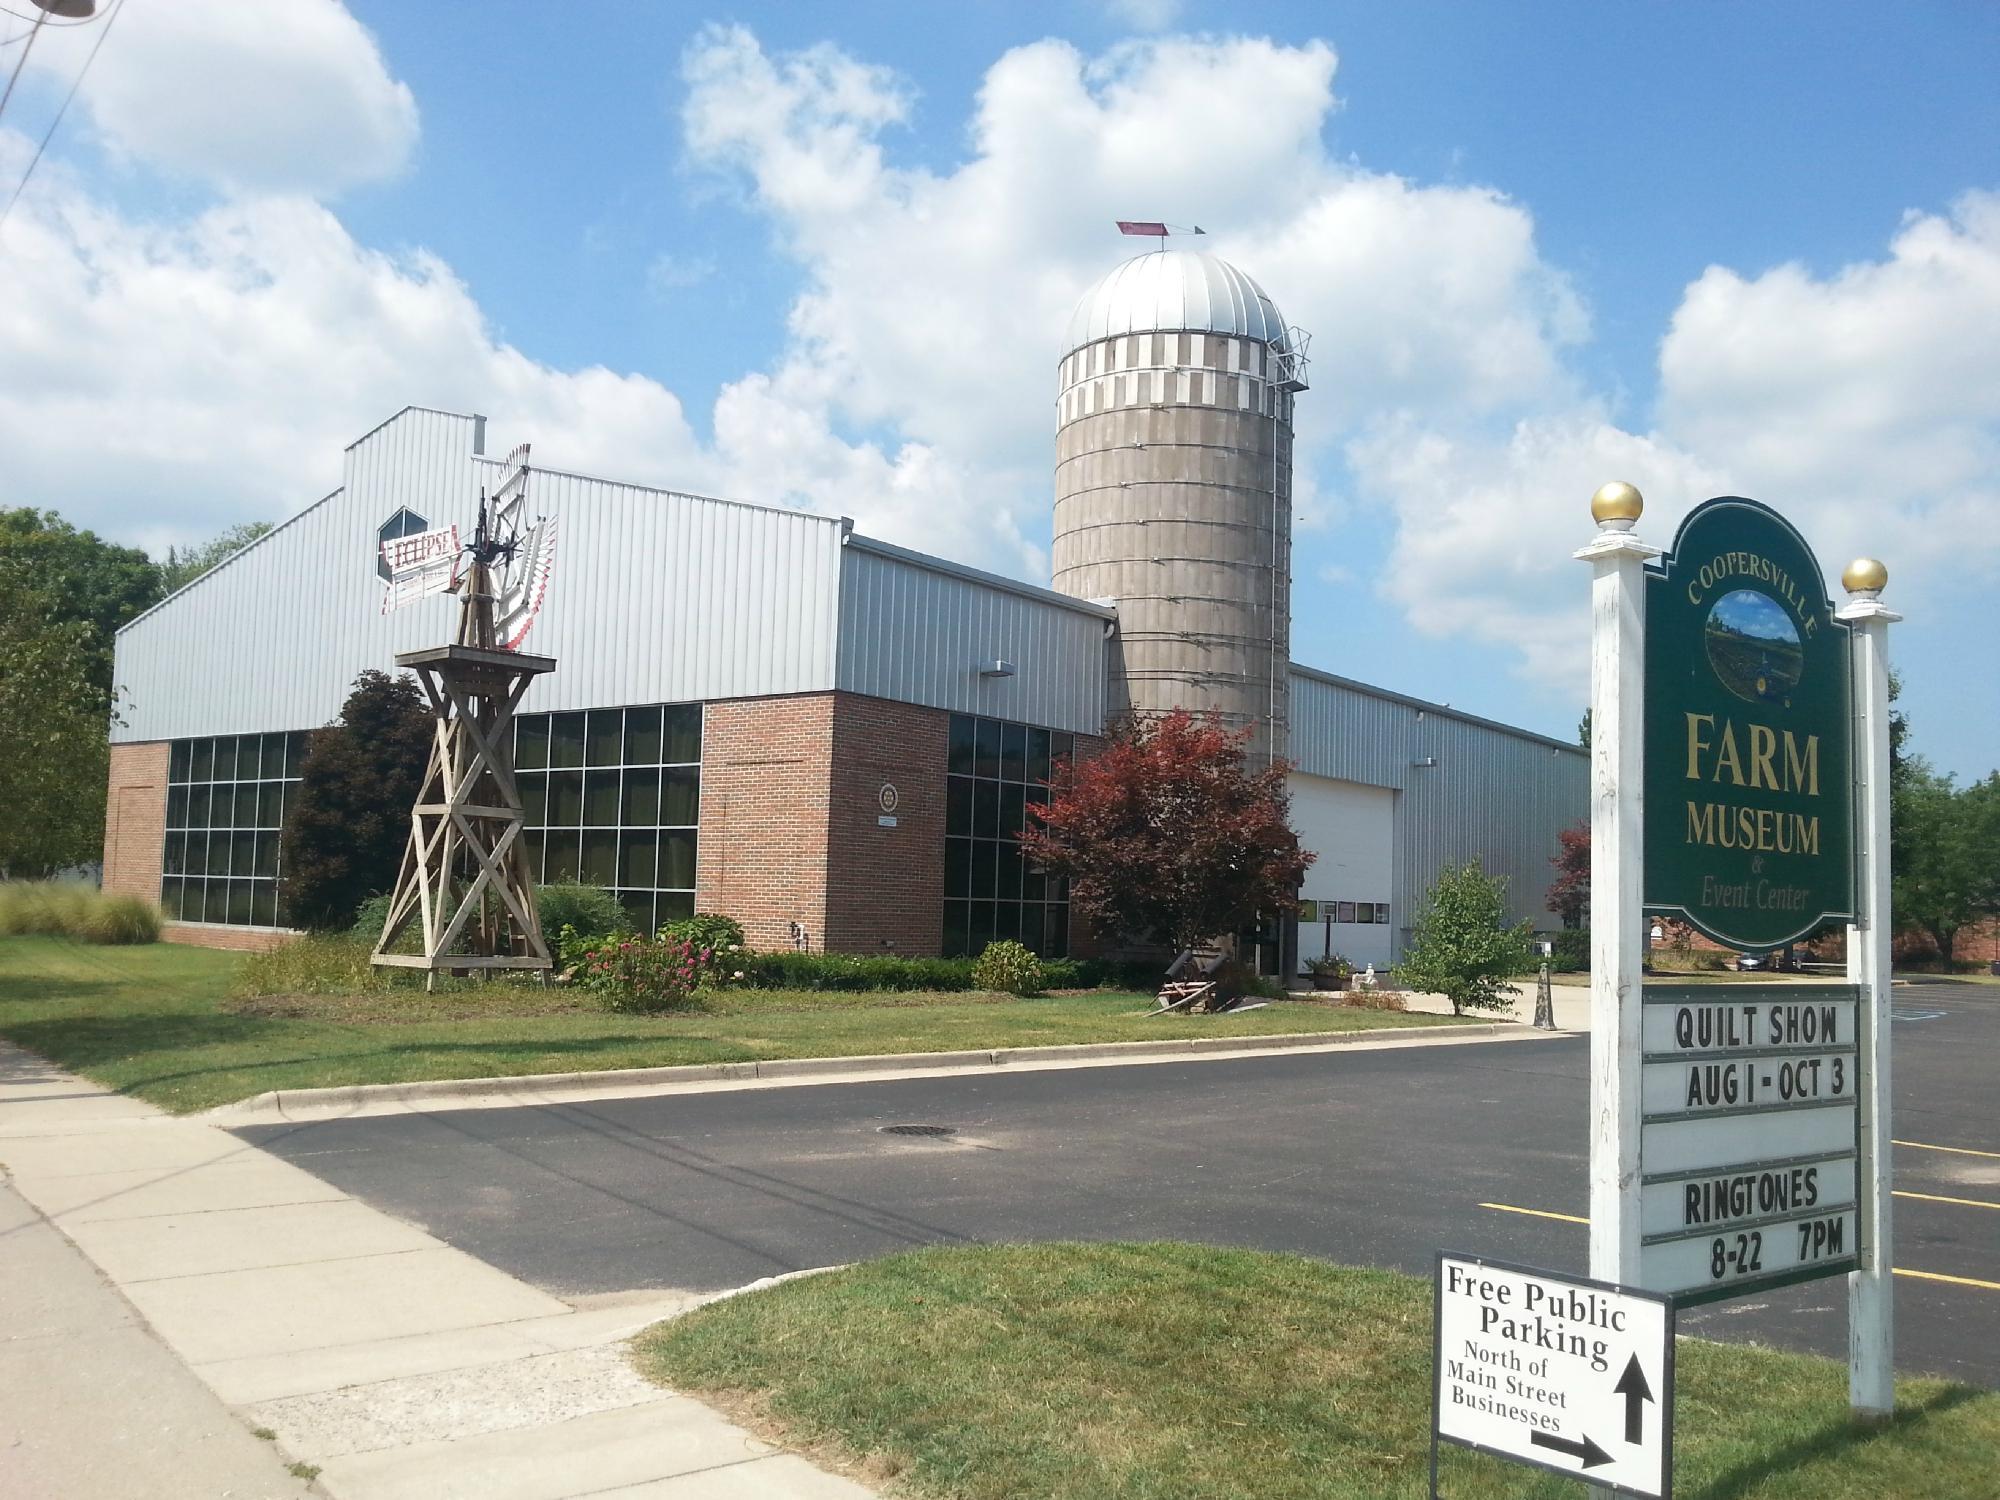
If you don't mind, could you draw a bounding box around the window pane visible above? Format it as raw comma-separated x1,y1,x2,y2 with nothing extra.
586,709,623,766
262,732,286,777
160,877,184,922
1000,722,1026,783
519,771,548,826
663,704,701,764
1019,902,1046,955
625,705,663,764
231,830,257,877
169,740,191,782
1027,727,1051,784
618,890,655,933
970,840,997,900
544,829,581,883
274,881,294,928
993,901,1021,945
660,831,696,890
228,880,253,925
252,881,278,928
163,832,186,875
547,771,583,826
1377,906,1392,925
946,777,973,837
1022,862,1046,902
621,768,661,827
1051,732,1074,769
263,783,286,832
1355,901,1375,924
974,718,1001,780
583,770,620,825
999,784,1025,842
995,840,1023,902
237,735,263,781
944,839,972,898
620,831,658,888
973,781,999,840
287,730,312,773
253,832,278,879
190,738,213,782
1047,905,1070,958
1336,901,1355,923
184,833,209,876
580,830,617,886
212,736,237,782
516,714,550,771
166,785,188,828
204,880,230,924
519,829,545,886
947,714,977,776
657,890,694,923
969,900,996,950
942,900,970,958
549,711,586,769
662,767,698,826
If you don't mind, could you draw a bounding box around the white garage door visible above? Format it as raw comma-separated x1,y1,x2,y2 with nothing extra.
1290,772,1395,971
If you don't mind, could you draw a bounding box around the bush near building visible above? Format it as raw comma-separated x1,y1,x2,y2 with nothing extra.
280,670,433,931
0,882,161,944
1398,860,1535,1015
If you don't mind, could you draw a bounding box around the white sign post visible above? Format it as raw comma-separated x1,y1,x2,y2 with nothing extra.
1837,567,1899,1420
1432,1253,1674,1499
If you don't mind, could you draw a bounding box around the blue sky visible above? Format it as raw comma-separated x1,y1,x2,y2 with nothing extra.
3,1,1995,779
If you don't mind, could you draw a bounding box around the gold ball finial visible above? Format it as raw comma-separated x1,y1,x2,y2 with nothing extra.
1590,481,1644,529
1842,557,1888,596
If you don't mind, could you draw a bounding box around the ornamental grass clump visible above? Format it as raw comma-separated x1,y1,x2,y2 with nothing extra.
0,881,161,943
575,933,708,1014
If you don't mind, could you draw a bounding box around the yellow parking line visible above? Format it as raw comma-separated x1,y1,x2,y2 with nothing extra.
1478,1201,1587,1225
1894,1267,2000,1292
1894,1139,2000,1160
1895,1190,2000,1211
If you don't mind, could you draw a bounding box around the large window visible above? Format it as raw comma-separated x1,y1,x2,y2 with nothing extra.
162,731,310,927
943,713,1074,958
513,703,700,934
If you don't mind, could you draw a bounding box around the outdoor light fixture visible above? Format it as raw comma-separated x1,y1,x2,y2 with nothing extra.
979,660,1016,678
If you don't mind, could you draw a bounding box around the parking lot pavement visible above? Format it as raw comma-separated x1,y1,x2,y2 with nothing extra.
235,982,2000,1388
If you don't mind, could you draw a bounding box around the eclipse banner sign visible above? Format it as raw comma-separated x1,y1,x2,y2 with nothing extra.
1642,497,1854,949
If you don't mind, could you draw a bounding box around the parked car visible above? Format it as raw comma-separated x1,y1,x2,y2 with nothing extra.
1733,950,1800,972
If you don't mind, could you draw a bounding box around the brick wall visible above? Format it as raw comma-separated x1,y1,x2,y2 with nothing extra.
825,695,949,954
102,741,168,904
161,923,295,953
696,694,836,951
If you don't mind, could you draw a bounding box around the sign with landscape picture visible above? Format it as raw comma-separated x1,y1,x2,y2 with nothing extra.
1642,497,1854,950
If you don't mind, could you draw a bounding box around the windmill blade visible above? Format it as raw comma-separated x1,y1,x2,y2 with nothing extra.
496,514,557,649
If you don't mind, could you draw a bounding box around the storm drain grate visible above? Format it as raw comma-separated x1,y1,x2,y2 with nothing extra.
878,1123,958,1138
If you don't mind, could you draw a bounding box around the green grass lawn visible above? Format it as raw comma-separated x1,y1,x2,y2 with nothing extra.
637,1243,1998,1500
0,937,1470,1114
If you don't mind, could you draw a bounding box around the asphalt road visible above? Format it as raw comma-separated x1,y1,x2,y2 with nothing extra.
236,981,2000,1386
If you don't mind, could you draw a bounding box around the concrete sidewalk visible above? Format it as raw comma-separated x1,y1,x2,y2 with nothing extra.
0,1043,873,1500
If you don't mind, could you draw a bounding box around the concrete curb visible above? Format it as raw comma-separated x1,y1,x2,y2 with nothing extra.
199,1021,1540,1127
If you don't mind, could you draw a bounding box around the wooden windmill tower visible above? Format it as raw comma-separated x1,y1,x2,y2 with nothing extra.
372,446,559,985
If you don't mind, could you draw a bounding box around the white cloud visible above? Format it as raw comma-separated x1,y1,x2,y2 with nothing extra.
679,28,1587,566
0,146,707,554
25,0,417,196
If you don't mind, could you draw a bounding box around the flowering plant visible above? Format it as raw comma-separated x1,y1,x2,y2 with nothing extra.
571,932,707,1013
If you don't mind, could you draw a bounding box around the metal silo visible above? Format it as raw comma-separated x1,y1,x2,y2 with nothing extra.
1052,249,1309,764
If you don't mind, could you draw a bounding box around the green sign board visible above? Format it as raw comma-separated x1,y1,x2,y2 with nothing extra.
1644,497,1854,949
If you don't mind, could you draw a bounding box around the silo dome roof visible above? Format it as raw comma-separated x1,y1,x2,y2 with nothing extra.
1065,249,1289,351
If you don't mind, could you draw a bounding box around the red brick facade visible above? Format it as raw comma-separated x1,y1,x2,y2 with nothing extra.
695,694,837,951
102,741,168,905
825,695,950,953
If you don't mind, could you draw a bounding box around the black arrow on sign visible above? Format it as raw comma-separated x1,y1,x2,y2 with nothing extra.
1530,1430,1613,1469
1613,1353,1655,1444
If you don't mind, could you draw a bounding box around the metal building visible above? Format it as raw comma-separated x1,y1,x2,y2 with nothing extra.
100,249,1585,969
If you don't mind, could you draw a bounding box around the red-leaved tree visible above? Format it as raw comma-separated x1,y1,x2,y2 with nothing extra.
1020,709,1313,953
1547,820,1589,929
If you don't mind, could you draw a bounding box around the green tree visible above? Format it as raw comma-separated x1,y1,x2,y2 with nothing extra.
159,521,274,594
0,509,162,713
0,558,110,877
1893,762,2000,963
1576,709,1592,751
279,671,434,931
1398,860,1536,1015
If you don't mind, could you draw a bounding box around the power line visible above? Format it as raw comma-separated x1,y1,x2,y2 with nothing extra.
0,0,122,234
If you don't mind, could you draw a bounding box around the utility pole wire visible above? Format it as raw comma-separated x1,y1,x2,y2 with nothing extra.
0,0,122,235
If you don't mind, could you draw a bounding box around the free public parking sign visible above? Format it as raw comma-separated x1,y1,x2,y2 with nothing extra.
1432,1253,1674,1499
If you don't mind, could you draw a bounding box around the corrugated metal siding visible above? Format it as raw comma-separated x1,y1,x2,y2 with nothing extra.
112,408,844,742
836,542,1108,733
1289,666,1587,940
